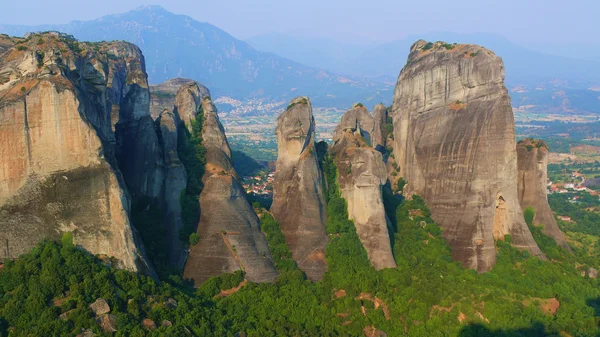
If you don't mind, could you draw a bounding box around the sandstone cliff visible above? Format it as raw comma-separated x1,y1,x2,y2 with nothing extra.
517,139,569,250
372,104,388,153
332,107,396,270
149,78,210,121
0,32,153,273
391,40,543,271
183,98,277,285
333,103,374,146
271,97,328,281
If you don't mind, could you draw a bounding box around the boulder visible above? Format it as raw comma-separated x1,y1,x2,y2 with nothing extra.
89,298,110,317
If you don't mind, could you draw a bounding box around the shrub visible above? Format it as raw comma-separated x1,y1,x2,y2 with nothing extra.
189,233,200,246
16,45,27,51
524,207,536,226
422,42,434,50
36,38,44,45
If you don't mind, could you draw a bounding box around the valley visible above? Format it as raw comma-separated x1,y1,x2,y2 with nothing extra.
0,4,600,337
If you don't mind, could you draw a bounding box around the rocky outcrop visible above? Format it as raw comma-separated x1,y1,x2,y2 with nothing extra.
392,40,543,271
149,78,210,120
332,108,396,269
517,139,569,250
183,98,277,285
333,103,374,146
156,108,187,267
271,97,328,281
0,32,154,274
372,104,388,153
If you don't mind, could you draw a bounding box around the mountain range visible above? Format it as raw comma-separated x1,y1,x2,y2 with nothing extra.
1,5,599,115
0,5,391,108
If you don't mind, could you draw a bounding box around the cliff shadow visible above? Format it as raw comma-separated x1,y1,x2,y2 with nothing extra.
458,322,553,337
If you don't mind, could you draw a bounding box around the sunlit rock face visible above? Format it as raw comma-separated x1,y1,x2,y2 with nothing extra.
0,33,154,274
517,139,569,250
183,98,277,285
332,107,396,269
271,97,328,281
392,40,543,272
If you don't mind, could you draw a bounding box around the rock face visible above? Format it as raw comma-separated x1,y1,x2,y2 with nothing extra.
183,98,277,285
272,97,329,280
517,139,569,250
333,103,374,145
149,78,210,121
332,107,396,269
0,32,154,274
392,40,543,271
372,104,388,153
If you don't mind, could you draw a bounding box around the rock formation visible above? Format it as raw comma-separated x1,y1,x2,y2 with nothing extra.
517,139,569,250
333,103,374,146
391,40,543,271
372,104,388,153
149,78,210,121
272,97,328,281
331,107,396,270
0,32,153,273
183,98,277,285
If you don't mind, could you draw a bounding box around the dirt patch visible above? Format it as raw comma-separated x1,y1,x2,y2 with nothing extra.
307,249,326,261
430,304,454,317
363,326,387,337
458,312,467,323
522,297,560,316
215,279,248,298
355,293,390,320
333,289,347,299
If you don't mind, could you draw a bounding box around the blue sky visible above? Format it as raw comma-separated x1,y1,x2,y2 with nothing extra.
1,0,597,45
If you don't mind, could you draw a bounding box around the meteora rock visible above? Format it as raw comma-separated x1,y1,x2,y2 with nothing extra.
0,32,154,274
517,138,569,250
331,106,396,269
183,97,277,285
271,97,329,281
391,40,543,271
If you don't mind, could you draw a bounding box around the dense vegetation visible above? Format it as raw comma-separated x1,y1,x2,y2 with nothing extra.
2,152,600,336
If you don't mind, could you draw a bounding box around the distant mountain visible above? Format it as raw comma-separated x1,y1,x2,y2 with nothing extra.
0,6,391,108
246,33,376,76
246,32,600,114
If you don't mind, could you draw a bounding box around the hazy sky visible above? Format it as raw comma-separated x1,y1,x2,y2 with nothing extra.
0,0,597,45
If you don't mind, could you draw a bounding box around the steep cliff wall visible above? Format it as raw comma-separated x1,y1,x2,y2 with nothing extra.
332,108,396,269
517,139,569,250
392,40,543,271
183,98,277,285
0,32,153,273
372,104,388,153
271,97,329,281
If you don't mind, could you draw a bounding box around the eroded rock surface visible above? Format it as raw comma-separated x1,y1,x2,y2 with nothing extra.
332,110,396,269
372,104,388,153
517,139,569,250
272,97,328,281
391,40,542,271
183,98,277,285
333,103,374,145
149,78,210,123
0,32,153,274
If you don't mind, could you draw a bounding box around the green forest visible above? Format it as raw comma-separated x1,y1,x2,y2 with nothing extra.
2,152,600,336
